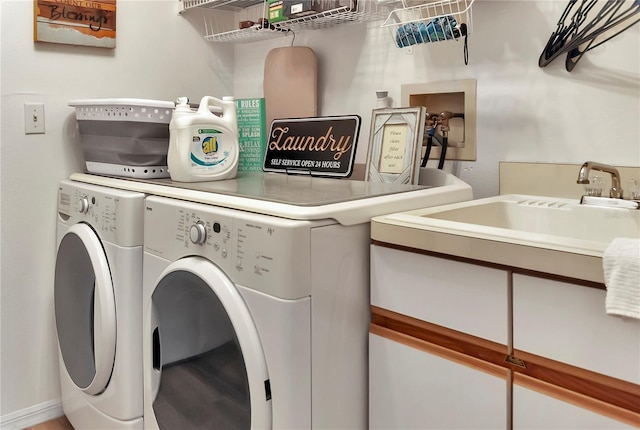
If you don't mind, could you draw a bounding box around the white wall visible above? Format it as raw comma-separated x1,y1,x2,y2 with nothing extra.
233,1,640,198
0,0,638,424
0,0,233,421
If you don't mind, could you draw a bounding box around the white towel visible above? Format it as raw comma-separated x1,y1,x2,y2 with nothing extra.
603,238,640,319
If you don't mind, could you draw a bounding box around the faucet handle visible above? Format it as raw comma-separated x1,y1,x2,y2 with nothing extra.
610,187,624,199
584,176,603,196
629,179,640,200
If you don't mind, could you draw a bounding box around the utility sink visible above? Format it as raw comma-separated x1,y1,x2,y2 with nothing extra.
371,194,640,284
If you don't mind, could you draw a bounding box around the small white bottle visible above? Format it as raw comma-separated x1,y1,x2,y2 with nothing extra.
375,90,392,109
167,96,239,182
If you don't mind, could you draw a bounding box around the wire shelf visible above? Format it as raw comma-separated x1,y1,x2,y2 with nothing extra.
182,0,265,12
382,0,474,48
182,0,394,43
283,4,390,31
205,24,290,43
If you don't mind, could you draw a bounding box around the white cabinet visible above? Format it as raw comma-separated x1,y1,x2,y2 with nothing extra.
369,244,640,429
370,244,509,429
513,384,637,429
513,274,640,384
370,332,507,429
371,245,509,345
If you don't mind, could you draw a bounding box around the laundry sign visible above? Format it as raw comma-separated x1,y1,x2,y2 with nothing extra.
263,116,361,178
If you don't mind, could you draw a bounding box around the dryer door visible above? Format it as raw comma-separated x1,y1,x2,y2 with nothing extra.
147,256,271,430
54,223,117,395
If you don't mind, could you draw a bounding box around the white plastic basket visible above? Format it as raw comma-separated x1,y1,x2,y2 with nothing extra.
69,98,176,179
382,0,474,48
69,98,175,124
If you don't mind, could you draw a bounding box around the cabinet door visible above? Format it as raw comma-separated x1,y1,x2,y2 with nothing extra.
369,332,508,429
371,245,509,344
513,384,637,429
513,274,640,384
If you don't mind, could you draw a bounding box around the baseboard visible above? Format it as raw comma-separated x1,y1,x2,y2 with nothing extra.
0,399,64,430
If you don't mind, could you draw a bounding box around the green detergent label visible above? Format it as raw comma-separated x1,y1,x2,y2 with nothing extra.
236,98,266,172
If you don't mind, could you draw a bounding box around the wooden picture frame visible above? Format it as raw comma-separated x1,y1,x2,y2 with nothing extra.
365,106,426,185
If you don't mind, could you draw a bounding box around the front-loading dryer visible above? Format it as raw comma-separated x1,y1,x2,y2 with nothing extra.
142,195,370,429
54,180,145,429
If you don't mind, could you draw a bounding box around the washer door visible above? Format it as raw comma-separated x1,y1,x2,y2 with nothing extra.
54,223,117,395
148,256,271,430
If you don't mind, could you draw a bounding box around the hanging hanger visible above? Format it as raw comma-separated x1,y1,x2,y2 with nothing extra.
564,0,636,50
539,0,598,67
565,0,640,70
565,18,640,70
558,0,623,66
539,0,640,70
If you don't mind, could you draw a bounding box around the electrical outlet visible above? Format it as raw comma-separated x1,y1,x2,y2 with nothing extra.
25,102,45,134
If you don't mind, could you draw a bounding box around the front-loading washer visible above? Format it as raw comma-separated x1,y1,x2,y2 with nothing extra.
54,180,145,429
143,195,368,429
69,168,473,429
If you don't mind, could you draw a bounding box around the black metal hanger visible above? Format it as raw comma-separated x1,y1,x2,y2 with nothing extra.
539,0,598,67
566,0,640,70
539,0,640,71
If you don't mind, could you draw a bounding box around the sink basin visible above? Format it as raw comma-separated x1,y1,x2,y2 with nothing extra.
384,194,640,254
371,194,640,284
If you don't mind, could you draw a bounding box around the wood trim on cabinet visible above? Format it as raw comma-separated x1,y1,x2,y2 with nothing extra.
514,373,640,428
371,305,508,368
371,240,606,290
513,349,640,416
370,324,509,380
371,305,640,424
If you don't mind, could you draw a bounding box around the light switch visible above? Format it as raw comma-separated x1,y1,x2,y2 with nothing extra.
25,102,45,134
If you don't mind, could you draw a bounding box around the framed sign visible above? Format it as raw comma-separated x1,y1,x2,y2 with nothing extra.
365,107,426,184
34,0,117,48
263,116,361,178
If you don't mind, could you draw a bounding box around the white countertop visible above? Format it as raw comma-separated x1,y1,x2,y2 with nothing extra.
70,170,473,226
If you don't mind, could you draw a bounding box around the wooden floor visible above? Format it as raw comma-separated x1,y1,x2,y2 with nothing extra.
25,416,74,430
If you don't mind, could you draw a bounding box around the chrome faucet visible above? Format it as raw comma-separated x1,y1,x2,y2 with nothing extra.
576,161,623,199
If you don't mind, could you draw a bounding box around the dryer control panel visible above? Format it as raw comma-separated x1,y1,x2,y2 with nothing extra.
144,196,336,300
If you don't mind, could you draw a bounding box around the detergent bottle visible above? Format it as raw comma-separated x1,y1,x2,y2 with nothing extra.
167,96,239,182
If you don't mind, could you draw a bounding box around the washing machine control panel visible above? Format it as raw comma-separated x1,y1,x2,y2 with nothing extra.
144,196,336,299
57,180,145,247
176,210,232,257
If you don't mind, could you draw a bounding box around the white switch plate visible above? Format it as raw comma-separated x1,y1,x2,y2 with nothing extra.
25,102,45,134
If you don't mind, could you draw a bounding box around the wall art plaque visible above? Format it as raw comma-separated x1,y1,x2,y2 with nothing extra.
34,0,116,48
